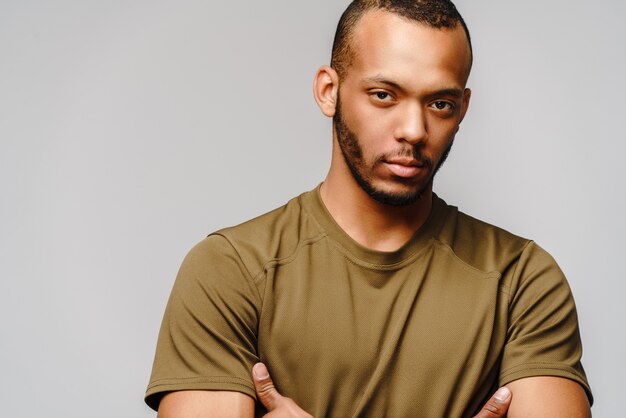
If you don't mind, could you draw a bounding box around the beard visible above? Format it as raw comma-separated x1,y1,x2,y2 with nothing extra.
333,95,453,207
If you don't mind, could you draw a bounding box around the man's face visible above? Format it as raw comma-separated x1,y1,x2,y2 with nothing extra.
333,11,472,206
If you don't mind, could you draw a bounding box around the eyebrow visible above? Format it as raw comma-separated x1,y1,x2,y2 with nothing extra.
430,88,465,99
362,75,464,99
362,76,405,92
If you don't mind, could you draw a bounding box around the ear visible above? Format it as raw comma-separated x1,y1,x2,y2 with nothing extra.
313,65,339,117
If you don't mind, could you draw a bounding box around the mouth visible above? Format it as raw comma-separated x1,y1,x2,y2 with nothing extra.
383,158,427,178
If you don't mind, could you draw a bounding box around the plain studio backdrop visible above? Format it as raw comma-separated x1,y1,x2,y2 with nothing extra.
1,1,624,416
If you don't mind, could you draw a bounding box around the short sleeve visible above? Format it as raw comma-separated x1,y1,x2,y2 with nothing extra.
145,234,262,411
499,242,593,404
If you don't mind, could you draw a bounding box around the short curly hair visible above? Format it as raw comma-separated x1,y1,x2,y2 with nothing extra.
330,0,473,79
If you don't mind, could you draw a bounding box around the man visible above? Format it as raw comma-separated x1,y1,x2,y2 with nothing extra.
146,1,592,416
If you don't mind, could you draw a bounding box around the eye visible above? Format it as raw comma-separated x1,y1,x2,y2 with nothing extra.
432,101,453,111
370,91,394,103
375,92,390,100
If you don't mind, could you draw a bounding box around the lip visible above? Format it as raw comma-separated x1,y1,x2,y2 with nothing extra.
386,158,424,167
384,159,426,178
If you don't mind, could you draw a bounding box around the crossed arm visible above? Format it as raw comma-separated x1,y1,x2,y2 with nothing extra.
157,363,590,418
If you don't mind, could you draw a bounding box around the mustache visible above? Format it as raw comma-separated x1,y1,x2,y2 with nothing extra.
374,148,433,170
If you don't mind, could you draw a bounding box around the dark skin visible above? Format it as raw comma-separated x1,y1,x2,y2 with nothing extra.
157,10,591,418
315,10,590,418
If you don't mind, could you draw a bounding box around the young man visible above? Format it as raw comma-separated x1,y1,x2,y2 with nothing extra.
146,1,592,416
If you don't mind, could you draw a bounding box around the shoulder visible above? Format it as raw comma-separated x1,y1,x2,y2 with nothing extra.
434,197,533,274
207,190,326,281
433,197,573,303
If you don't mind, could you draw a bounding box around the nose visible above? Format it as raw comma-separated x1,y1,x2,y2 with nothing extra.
393,102,428,145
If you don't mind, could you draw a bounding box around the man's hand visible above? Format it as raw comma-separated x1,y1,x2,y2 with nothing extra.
253,363,313,417
473,387,512,418
252,362,512,417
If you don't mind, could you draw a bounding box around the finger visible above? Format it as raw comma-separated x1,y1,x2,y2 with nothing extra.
252,362,283,411
473,387,512,418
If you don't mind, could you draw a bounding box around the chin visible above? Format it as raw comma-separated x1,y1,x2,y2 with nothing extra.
364,182,428,207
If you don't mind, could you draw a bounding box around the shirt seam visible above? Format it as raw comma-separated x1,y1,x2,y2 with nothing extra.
252,232,328,283
209,232,263,307
326,237,436,271
432,239,504,282
507,240,545,325
500,362,582,378
148,375,253,387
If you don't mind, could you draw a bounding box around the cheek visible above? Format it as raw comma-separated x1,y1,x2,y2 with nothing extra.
426,117,459,144
356,124,394,161
351,107,396,147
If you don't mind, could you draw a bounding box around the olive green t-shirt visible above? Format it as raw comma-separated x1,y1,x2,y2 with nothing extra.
145,187,591,417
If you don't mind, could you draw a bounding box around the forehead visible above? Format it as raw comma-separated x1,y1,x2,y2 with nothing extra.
347,10,472,89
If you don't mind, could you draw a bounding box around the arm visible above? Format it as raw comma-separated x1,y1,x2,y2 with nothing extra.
251,363,512,418
157,391,255,418
506,376,591,418
145,236,262,411
498,243,592,413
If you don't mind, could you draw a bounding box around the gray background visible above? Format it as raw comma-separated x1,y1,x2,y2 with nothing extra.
1,0,624,416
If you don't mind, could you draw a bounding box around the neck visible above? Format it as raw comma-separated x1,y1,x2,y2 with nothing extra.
320,165,433,252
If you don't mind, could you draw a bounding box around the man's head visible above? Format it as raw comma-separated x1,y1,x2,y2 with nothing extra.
331,0,473,82
314,0,473,206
